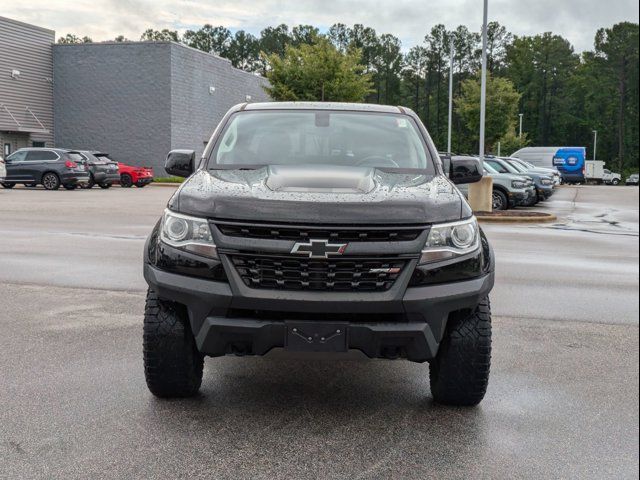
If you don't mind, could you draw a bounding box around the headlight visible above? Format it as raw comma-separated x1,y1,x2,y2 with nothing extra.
160,209,218,258
541,178,553,186
420,217,480,264
511,180,527,189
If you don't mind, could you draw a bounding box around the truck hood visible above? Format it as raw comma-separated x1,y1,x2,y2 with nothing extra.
169,166,469,225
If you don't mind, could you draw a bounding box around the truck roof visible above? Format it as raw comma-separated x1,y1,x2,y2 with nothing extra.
242,102,406,114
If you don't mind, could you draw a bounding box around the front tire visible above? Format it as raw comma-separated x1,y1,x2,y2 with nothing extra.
143,290,203,398
492,190,508,211
429,298,492,406
611,178,620,185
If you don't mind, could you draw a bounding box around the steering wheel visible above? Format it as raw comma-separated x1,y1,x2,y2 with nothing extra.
355,155,400,168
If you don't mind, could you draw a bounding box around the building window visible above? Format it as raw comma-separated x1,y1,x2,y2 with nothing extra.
32,141,45,148
3,143,10,156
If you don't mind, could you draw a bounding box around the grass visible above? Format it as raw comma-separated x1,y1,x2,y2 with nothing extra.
153,176,185,184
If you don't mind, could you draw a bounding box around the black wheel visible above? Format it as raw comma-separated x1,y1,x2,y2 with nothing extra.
120,173,133,188
492,190,508,211
2,182,15,189
82,175,95,189
429,297,492,406
99,183,112,189
42,173,60,190
143,290,203,398
135,182,146,188
63,184,77,190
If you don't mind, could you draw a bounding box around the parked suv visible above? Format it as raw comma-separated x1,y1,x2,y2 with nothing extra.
143,102,495,406
499,158,555,201
1,148,89,190
77,151,120,189
448,155,535,210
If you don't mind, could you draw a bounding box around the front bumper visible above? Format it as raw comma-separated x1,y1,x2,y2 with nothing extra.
536,185,554,200
510,187,536,207
144,263,494,362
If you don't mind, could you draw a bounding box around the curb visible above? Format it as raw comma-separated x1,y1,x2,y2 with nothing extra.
150,182,182,187
476,213,558,223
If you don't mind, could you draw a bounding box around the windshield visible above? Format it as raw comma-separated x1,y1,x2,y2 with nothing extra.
209,110,434,173
483,162,499,174
93,154,113,164
506,160,527,173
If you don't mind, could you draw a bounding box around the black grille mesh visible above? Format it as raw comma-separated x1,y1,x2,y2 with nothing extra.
230,254,406,291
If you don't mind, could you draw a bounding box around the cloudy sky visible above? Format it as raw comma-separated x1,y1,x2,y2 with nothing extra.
2,0,638,52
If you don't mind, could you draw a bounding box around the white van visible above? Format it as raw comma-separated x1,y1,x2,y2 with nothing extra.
511,146,586,183
511,147,562,168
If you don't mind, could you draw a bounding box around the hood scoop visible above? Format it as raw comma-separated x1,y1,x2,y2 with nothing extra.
265,165,376,193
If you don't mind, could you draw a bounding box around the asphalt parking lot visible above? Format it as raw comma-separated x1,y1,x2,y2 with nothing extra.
1,184,638,479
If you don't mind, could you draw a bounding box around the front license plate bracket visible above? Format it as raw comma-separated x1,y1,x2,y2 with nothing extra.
285,322,348,352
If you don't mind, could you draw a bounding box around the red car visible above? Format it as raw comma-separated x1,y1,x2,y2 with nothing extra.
117,163,154,188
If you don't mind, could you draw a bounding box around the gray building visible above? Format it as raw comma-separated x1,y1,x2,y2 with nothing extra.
0,16,55,156
53,41,270,174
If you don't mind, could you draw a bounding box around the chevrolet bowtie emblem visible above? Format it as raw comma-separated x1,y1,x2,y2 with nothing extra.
290,239,347,258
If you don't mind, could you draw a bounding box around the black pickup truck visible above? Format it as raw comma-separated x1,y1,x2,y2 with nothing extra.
143,102,495,406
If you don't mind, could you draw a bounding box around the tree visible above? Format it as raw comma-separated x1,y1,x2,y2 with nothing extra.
593,22,639,171
485,22,513,74
113,35,127,42
183,25,231,57
328,23,350,52
57,34,92,44
262,37,373,102
506,33,578,145
375,34,403,105
140,28,180,42
455,74,521,152
291,25,320,46
497,128,530,156
227,31,260,71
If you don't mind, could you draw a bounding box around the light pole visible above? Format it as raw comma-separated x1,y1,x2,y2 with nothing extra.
519,113,523,139
468,0,493,212
447,37,454,154
592,130,597,161
478,0,488,168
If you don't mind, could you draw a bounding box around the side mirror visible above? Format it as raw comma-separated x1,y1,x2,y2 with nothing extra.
440,154,451,176
449,156,483,185
165,149,195,178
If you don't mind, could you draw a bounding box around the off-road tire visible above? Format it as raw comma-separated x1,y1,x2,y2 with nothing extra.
429,297,492,406
143,290,203,398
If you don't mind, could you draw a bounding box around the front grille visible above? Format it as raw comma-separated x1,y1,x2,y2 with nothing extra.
230,254,407,291
217,223,423,242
